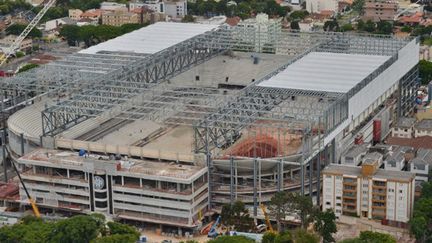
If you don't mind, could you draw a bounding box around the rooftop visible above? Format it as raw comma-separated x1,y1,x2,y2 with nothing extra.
415,119,432,130
344,144,368,158
323,164,415,182
363,152,383,165
257,52,391,93
20,149,206,180
79,22,219,55
396,117,416,128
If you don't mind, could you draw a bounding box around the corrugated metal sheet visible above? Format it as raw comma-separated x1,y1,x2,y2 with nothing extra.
258,52,391,93
79,22,220,55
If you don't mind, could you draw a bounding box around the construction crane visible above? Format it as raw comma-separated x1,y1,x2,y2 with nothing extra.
260,204,274,233
0,0,56,66
11,160,41,218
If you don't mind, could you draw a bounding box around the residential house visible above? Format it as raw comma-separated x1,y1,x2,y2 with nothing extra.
391,117,416,139
414,119,432,138
69,9,83,21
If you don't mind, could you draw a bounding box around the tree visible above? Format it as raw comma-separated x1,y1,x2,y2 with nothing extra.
357,20,365,31
400,26,412,33
182,14,196,23
340,231,396,243
208,235,255,243
91,234,137,243
290,193,315,229
341,23,353,32
290,21,300,30
323,20,339,31
262,231,277,243
60,25,81,46
352,0,365,13
290,10,309,21
220,201,255,232
364,20,375,33
376,21,393,35
292,229,319,243
6,24,42,38
18,63,39,73
419,60,432,85
106,222,139,239
48,215,102,243
268,192,290,232
314,209,337,243
275,231,292,243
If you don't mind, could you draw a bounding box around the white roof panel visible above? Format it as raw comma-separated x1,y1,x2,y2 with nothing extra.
258,52,391,93
79,22,219,55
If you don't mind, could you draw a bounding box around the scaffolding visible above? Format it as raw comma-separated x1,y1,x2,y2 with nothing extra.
0,24,419,213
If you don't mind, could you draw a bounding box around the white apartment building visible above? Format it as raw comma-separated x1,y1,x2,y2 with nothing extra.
235,13,281,53
322,162,415,227
391,117,416,138
164,0,187,19
306,0,338,14
130,0,165,13
17,149,209,231
414,119,432,137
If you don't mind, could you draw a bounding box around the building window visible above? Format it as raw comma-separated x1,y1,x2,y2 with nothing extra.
336,196,341,200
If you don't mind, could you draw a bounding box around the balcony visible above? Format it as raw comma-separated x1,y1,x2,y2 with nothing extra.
372,189,386,195
343,193,356,199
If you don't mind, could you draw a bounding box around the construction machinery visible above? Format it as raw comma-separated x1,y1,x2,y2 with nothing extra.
10,160,40,218
207,215,221,238
260,204,274,233
0,0,56,66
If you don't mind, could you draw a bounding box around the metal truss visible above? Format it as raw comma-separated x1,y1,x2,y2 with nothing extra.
398,65,419,117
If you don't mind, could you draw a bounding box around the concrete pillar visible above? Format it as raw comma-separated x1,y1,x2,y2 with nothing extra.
277,159,282,192
20,133,24,156
121,176,124,186
309,159,313,196
177,183,180,192
317,153,321,206
230,156,234,204
290,169,293,179
67,169,70,178
253,158,258,217
157,181,161,189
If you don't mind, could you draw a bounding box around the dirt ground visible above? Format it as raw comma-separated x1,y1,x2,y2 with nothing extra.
141,230,210,243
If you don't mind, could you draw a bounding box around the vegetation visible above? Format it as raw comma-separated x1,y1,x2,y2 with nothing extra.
60,23,148,47
289,10,309,21
220,201,255,232
400,26,412,33
0,214,140,243
208,235,255,243
419,60,432,85
182,14,196,23
340,231,396,243
314,210,337,243
262,230,318,243
187,0,290,19
290,21,300,30
409,181,432,242
341,23,354,32
18,63,38,73
268,192,318,231
291,229,319,243
0,0,32,15
323,19,339,32
6,24,42,38
356,20,393,34
351,0,365,14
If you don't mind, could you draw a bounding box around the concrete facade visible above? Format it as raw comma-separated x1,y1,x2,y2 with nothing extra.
17,149,208,229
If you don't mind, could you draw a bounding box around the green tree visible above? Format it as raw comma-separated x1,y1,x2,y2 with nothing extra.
419,60,432,85
364,20,375,32
91,234,137,243
182,14,196,23
340,231,396,243
352,0,365,13
401,26,412,33
48,215,102,243
262,231,277,243
290,21,300,30
106,222,139,239
341,23,353,32
376,21,393,35
18,63,38,73
208,235,255,243
290,10,309,21
323,20,339,31
290,193,315,229
275,231,292,243
60,25,81,46
357,20,365,31
292,229,319,243
220,201,255,232
314,209,337,243
268,192,290,232
6,24,42,38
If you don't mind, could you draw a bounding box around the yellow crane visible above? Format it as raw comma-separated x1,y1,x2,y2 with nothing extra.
260,204,274,233
11,160,40,218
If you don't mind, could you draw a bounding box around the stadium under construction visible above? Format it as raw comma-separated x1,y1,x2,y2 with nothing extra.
0,22,420,231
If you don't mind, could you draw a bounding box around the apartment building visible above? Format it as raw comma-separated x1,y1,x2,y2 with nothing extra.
102,10,139,26
391,117,416,138
164,0,187,19
363,0,398,22
17,149,209,230
306,0,338,14
322,162,415,227
68,9,83,21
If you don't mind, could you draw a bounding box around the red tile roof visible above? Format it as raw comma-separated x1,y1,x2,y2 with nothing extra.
386,136,432,150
